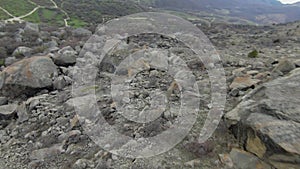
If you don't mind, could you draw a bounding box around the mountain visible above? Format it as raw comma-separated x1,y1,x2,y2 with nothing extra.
0,0,300,27
0,18,300,169
144,0,300,24
290,1,300,6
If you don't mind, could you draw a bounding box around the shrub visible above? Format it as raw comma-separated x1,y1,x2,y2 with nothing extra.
248,49,258,58
0,59,5,66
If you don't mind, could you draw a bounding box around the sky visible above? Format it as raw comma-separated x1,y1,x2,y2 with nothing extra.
278,0,300,4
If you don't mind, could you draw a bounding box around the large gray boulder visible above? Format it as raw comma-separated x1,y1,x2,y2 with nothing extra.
0,56,57,96
226,68,300,168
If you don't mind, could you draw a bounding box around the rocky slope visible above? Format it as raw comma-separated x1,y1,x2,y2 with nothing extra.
0,20,299,169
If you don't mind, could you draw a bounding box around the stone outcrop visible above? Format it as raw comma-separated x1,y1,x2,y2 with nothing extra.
226,68,300,168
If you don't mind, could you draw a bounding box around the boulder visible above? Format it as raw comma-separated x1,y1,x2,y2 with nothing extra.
229,75,261,90
0,56,57,97
12,46,33,58
72,28,92,37
226,68,300,163
24,22,39,34
229,148,272,169
52,46,77,66
0,104,18,117
5,57,18,66
43,40,58,52
272,59,296,75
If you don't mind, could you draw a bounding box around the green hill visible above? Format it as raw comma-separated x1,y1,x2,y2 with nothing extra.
0,0,147,27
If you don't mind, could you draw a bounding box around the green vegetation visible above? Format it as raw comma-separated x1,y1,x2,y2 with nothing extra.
40,8,65,26
0,9,10,20
24,8,66,27
162,10,200,20
30,0,54,6
69,18,88,28
42,8,56,20
0,0,146,27
0,59,4,66
60,0,145,25
23,9,40,23
248,49,259,58
0,0,36,16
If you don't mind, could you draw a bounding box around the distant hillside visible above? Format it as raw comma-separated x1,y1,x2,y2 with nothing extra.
289,1,300,6
143,0,300,24
1,0,300,27
0,0,147,27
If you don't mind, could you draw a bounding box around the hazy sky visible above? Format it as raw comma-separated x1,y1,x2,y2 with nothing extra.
278,0,300,4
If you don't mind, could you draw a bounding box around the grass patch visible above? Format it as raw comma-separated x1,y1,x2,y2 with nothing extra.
0,9,10,20
69,17,88,28
24,8,66,27
23,9,40,23
40,8,65,27
30,0,54,6
0,59,4,66
0,0,36,16
42,8,56,20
